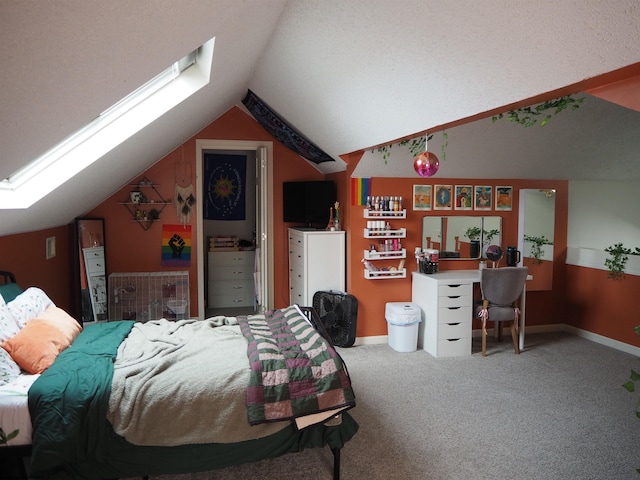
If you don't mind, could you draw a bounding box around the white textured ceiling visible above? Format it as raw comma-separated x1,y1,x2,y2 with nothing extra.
1,0,640,235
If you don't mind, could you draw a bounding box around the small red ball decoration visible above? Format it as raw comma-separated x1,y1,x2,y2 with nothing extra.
413,151,440,177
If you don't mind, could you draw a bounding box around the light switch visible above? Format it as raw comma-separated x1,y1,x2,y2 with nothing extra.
46,236,56,259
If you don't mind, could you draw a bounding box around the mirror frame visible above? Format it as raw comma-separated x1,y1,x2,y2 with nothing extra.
74,217,107,323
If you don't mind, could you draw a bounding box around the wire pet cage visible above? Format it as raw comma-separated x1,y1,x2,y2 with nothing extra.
109,271,189,322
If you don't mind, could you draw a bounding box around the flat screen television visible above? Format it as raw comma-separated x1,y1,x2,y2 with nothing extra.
283,180,336,228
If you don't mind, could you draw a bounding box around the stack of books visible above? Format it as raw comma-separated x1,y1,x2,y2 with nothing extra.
209,235,239,251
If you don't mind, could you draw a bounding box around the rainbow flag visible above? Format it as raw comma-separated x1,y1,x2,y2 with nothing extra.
351,177,371,206
161,224,192,267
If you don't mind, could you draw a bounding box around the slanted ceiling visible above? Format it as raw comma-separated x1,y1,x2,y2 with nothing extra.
1,0,640,235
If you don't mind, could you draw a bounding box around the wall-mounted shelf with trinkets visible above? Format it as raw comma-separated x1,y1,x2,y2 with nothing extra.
119,176,171,231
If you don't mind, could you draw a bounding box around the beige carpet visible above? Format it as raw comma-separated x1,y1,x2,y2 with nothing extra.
137,332,640,480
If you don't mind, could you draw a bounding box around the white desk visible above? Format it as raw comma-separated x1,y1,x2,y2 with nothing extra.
411,269,530,357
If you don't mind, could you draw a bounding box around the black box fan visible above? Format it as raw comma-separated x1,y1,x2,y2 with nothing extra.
312,291,358,348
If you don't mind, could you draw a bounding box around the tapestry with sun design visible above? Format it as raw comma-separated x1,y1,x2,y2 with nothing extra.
203,153,246,220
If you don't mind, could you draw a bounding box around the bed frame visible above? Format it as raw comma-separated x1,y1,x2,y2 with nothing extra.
0,272,350,480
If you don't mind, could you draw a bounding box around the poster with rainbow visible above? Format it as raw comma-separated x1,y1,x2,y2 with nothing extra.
162,224,191,267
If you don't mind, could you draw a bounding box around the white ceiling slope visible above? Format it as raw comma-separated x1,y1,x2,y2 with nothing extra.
1,0,640,235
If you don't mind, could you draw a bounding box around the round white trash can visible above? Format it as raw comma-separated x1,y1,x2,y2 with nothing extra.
385,302,422,352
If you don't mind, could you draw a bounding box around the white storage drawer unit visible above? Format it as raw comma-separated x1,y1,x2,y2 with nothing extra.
208,251,255,308
411,271,476,357
288,228,345,306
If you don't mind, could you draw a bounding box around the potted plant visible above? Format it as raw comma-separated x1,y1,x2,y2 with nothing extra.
524,234,553,264
604,243,640,279
465,226,481,258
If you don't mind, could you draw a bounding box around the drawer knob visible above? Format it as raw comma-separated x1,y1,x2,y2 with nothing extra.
447,306,461,310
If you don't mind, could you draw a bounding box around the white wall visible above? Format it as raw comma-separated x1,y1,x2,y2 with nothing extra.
568,180,640,250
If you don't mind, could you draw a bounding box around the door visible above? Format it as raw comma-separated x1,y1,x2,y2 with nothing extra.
195,140,274,318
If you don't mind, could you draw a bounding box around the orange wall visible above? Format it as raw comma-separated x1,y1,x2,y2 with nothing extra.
1,106,638,348
342,176,570,339
0,225,72,311
88,107,325,315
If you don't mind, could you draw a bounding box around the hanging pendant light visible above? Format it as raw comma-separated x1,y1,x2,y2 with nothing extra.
413,135,439,177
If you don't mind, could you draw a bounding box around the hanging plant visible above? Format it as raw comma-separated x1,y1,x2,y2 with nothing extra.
523,234,553,264
492,95,585,128
604,243,640,279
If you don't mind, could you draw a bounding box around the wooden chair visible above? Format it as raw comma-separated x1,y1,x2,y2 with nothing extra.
474,267,528,356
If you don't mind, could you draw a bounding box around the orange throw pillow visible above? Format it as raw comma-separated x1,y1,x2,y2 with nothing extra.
1,307,82,374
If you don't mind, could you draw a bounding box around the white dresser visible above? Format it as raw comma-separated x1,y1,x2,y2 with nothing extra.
208,251,255,308
411,270,479,357
288,228,345,306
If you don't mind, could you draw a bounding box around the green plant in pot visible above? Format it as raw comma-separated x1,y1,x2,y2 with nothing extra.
524,234,553,264
604,243,640,279
465,226,481,258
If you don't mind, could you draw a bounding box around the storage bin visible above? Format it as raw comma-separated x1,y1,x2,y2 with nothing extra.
385,302,421,352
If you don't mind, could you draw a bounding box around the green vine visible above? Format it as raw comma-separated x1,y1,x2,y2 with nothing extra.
524,234,553,264
492,95,585,128
375,130,447,163
604,243,640,279
464,226,481,241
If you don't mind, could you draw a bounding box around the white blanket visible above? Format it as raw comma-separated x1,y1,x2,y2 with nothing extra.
107,318,288,446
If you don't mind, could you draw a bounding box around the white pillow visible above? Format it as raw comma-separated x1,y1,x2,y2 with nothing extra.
0,343,21,385
8,287,55,328
0,295,20,343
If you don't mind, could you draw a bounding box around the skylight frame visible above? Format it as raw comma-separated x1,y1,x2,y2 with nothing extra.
0,38,214,209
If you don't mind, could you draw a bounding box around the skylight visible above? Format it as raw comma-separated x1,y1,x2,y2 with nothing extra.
0,37,215,209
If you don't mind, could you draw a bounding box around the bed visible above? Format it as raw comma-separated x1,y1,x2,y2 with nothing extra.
0,271,358,479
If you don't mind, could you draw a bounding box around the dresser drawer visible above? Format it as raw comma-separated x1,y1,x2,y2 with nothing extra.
438,319,471,339
288,243,304,265
212,266,254,280
438,306,472,325
208,294,253,308
437,337,471,356
208,251,254,268
438,283,472,297
85,257,105,274
209,279,254,296
438,294,470,309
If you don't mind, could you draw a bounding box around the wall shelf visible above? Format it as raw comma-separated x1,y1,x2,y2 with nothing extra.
364,227,406,238
364,249,406,260
364,269,407,279
119,176,170,230
364,209,406,219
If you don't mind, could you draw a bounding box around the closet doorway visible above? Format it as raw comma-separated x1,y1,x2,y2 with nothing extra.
195,140,274,319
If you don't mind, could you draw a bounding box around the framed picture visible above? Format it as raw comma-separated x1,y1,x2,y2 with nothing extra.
474,185,493,211
495,186,513,211
413,184,432,211
434,184,453,210
454,185,473,210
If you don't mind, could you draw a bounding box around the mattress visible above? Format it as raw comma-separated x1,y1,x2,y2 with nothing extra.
0,373,39,446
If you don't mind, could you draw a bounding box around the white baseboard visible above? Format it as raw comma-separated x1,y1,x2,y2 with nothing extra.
352,324,640,356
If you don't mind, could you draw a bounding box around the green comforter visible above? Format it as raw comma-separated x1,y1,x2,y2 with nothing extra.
28,321,358,479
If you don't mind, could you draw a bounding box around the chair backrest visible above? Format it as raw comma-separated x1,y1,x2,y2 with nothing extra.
480,267,528,306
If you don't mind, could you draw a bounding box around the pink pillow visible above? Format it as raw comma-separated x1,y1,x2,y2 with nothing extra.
1,307,82,374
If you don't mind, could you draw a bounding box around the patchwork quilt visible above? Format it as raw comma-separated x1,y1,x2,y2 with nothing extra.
238,306,356,427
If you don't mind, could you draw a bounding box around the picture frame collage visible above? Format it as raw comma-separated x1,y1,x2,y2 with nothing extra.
412,184,513,212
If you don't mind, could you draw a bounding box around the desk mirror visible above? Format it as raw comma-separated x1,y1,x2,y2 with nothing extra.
422,216,502,260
